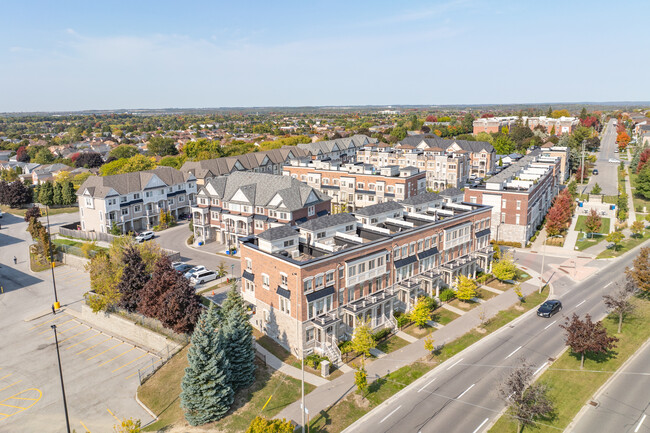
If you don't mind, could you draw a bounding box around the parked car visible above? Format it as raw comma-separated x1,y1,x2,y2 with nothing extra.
184,265,207,279
614,149,618,153
609,158,620,164
190,270,218,285
537,300,562,318
172,262,193,274
593,169,598,175
135,231,154,243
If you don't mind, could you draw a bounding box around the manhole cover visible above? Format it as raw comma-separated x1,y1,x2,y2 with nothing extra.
589,401,599,407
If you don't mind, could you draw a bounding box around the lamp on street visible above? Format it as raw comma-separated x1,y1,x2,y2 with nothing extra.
45,205,60,310
292,271,306,433
540,233,562,293
52,325,71,433
231,264,234,280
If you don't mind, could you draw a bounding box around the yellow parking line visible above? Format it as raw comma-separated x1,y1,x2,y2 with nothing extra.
0,381,21,392
38,318,73,334
98,347,134,367
29,314,67,329
80,421,91,432
65,331,100,350
10,397,39,401
0,403,27,409
76,337,112,355
125,370,141,380
112,353,148,373
48,323,82,338
87,342,124,361
107,408,120,422
58,328,91,344
0,374,11,380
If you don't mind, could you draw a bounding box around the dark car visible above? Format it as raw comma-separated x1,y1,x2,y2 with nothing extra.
172,262,193,274
593,169,599,175
537,300,562,318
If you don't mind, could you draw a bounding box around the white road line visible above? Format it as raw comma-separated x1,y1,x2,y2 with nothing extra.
447,358,463,370
543,320,557,330
576,300,586,308
635,414,646,433
533,362,547,376
605,282,612,288
457,383,475,399
472,418,490,433
418,378,436,393
379,405,402,424
505,346,522,359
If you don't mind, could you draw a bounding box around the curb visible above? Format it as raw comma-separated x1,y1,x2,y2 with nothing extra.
135,389,159,428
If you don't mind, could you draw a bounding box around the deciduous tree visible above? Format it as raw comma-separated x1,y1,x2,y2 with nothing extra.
116,246,148,312
246,416,294,433
626,247,650,293
492,251,517,281
584,209,602,237
606,231,624,251
409,296,433,327
560,313,618,369
603,282,637,333
631,220,645,238
351,319,376,360
355,363,368,396
75,152,104,168
455,275,477,302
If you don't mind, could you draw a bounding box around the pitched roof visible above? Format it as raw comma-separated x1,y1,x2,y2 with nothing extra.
400,191,442,206
439,187,463,197
353,200,404,216
298,213,356,232
398,135,495,154
257,225,298,241
77,166,194,198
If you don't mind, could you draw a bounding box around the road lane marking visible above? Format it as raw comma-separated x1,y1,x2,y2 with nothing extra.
605,282,612,288
87,342,124,361
58,328,91,344
76,337,112,355
635,414,646,433
379,405,402,423
125,370,141,380
505,346,522,359
458,383,475,399
98,347,135,367
447,358,463,370
543,320,557,330
65,332,101,350
534,362,547,376
575,300,586,308
112,353,148,373
472,418,489,433
418,378,436,393
0,381,22,392
0,374,11,380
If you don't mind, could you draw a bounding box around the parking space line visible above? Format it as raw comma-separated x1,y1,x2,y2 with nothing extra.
112,353,148,373
98,347,135,367
10,397,39,401
0,402,26,409
37,318,74,334
65,331,101,350
0,381,21,392
58,328,91,344
87,342,124,361
107,408,120,422
0,374,11,380
76,337,112,355
80,421,91,432
48,323,82,339
125,370,141,380
28,314,67,329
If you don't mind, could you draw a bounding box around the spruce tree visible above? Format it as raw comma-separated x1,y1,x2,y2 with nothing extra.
53,181,63,205
181,314,234,425
223,306,256,390
116,246,148,312
61,181,76,206
38,181,54,206
221,280,245,319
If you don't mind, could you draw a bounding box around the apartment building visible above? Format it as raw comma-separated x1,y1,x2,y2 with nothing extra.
77,166,197,233
282,159,426,212
464,149,562,246
540,144,570,181
296,134,378,161
473,116,580,136
191,171,331,247
239,200,493,359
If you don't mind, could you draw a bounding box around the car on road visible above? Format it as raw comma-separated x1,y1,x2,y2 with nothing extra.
172,262,193,274
614,149,618,153
609,158,620,164
190,270,218,285
593,169,598,175
537,300,562,318
135,231,155,242
184,265,207,279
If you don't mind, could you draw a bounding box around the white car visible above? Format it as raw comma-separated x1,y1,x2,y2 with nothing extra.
184,265,207,279
609,158,620,164
135,231,155,242
190,270,218,285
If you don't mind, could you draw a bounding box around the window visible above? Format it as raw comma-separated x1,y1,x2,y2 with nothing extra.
501,213,506,223
516,200,521,210
146,191,152,198
409,242,415,255
303,278,313,292
244,279,254,293
347,286,354,302
306,328,315,342
245,258,252,272
120,196,127,203
502,199,506,208
377,256,384,267
99,211,103,221
315,275,324,288
326,271,334,284
283,239,294,247
179,195,185,202
255,220,264,229
387,186,394,193
424,238,430,249
316,232,326,239
134,205,141,212
333,178,339,186
255,206,264,213
323,178,329,185
169,198,174,205
345,224,354,231
85,197,93,207
369,183,375,190
348,265,356,277
357,182,364,189
358,263,365,273
368,259,375,270
470,196,477,204
121,208,129,216
417,240,423,252
279,296,291,314
402,246,408,257
516,214,521,225
393,246,400,259
262,274,270,290
279,212,288,220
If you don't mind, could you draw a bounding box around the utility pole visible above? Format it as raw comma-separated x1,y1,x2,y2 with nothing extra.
293,272,306,433
45,205,60,310
580,139,586,185
52,325,71,433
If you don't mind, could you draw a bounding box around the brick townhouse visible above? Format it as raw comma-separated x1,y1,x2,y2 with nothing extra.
473,116,580,136
190,171,331,247
464,148,562,246
282,159,426,212
238,200,493,361
77,166,197,234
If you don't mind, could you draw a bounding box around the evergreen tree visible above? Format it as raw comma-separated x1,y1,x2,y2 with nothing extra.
61,181,76,205
116,246,148,312
221,280,246,319
53,181,63,205
181,315,234,425
223,307,256,390
38,181,54,206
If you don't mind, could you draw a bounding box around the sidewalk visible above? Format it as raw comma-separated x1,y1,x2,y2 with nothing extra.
624,151,637,225
255,343,329,387
276,271,547,425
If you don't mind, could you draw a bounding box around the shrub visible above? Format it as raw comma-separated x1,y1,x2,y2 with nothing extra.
187,235,194,245
305,353,328,369
439,288,456,302
396,315,410,328
152,225,161,231
372,328,391,342
338,340,353,354
489,240,523,248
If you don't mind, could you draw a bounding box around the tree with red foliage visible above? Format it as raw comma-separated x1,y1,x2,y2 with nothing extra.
637,148,650,173
69,152,81,163
425,115,437,122
576,165,589,183
480,113,495,118
617,131,630,147
560,313,618,369
16,146,30,162
580,116,599,128
545,205,566,236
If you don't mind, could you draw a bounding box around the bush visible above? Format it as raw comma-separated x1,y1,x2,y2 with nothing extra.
338,340,353,354
490,240,523,248
439,288,456,302
372,328,391,342
396,315,410,328
187,234,194,245
420,295,438,311
305,353,329,369
152,225,161,231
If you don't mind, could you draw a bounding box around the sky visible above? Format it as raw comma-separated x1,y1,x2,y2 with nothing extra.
1,0,649,112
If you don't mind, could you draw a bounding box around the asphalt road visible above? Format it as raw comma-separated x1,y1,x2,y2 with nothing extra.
344,241,649,433
572,338,650,433
585,119,619,196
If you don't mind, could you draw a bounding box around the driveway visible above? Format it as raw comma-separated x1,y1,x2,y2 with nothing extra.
584,119,619,196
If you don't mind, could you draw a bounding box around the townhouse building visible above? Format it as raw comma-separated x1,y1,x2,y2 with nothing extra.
77,167,197,234
191,171,331,247
464,149,562,246
282,159,426,212
473,116,580,136
239,200,493,360
540,144,570,181
296,134,378,161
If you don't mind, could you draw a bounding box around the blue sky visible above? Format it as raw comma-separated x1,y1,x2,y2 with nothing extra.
1,0,649,112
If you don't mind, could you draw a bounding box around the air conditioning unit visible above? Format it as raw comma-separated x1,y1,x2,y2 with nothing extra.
291,250,300,259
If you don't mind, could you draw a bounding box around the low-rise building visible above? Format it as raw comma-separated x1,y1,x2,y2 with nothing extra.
464,149,562,245
191,171,331,247
77,167,197,233
283,159,426,212
473,116,580,136
239,200,493,359
540,145,570,181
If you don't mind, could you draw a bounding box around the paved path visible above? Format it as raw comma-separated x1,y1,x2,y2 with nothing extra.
480,285,503,294
440,303,467,315
396,331,418,343
624,152,637,224
255,343,328,387
563,212,580,251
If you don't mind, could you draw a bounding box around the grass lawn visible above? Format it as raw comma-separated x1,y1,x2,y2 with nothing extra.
489,296,650,433
596,229,650,259
376,334,410,354
252,328,299,365
574,215,610,234
0,204,78,217
515,269,532,283
574,232,607,251
139,345,315,432
402,322,435,338
432,307,460,325
196,279,230,295
476,287,498,300
448,298,480,311
636,214,649,222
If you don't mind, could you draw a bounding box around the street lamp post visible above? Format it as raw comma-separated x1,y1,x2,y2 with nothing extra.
292,272,306,433
231,264,234,280
52,325,71,433
45,205,60,310
540,233,562,293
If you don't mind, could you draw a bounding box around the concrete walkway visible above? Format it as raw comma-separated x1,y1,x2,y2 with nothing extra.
624,152,637,225
563,212,581,251
480,284,503,294
397,331,418,343
255,343,329,387
440,303,467,315
276,269,548,426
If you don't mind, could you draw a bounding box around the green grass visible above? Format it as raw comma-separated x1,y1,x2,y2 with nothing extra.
489,296,650,433
476,287,498,300
139,345,315,432
376,335,410,354
574,215,610,234
596,229,650,258
603,195,618,204
636,214,649,222
574,232,607,251
252,328,299,365
432,307,460,325
402,322,435,338
0,204,78,217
